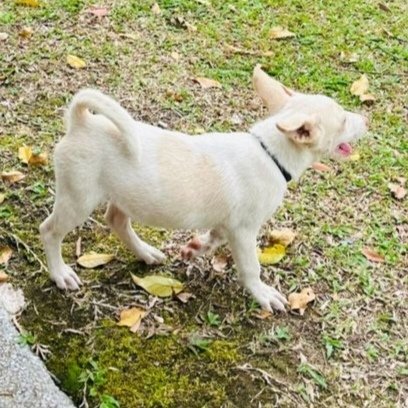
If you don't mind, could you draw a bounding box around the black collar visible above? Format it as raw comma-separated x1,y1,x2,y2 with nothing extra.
257,139,292,183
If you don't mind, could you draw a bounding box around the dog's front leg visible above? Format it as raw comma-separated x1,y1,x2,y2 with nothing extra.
228,229,287,312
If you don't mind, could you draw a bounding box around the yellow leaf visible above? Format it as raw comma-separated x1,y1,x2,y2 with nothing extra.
267,229,296,247
67,54,86,69
16,0,40,7
77,253,114,268
350,74,369,96
18,146,32,164
0,247,13,265
360,93,376,103
348,152,360,161
19,26,33,38
288,287,316,315
257,244,285,265
117,307,146,332
152,3,161,14
193,77,222,89
131,274,184,297
0,193,5,204
1,171,26,184
269,26,295,39
0,271,9,283
170,51,180,61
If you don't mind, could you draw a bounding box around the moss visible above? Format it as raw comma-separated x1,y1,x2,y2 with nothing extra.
206,340,240,364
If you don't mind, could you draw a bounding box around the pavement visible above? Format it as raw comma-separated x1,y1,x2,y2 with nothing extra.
0,283,75,408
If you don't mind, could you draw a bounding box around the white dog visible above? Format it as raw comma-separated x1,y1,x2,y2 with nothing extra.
40,66,368,311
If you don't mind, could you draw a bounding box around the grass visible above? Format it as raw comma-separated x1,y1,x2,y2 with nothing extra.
0,0,407,407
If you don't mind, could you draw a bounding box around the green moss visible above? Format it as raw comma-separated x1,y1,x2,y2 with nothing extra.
206,340,239,364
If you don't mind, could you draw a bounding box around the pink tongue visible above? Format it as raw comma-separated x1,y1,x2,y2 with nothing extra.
337,142,352,156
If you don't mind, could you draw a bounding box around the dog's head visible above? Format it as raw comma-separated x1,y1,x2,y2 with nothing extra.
253,65,368,159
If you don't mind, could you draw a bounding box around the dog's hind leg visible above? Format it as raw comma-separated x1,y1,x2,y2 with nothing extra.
40,188,102,290
105,203,166,265
181,229,227,260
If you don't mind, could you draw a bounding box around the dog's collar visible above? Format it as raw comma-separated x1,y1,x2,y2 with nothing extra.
253,136,292,183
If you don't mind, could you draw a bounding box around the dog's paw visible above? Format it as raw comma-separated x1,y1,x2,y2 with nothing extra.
138,243,166,265
180,237,204,260
51,265,81,291
247,281,287,312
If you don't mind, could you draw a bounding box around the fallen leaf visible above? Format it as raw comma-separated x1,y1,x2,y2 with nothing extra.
18,146,48,166
267,229,296,247
75,237,82,258
350,74,369,96
388,183,406,200
152,3,161,14
185,22,197,32
348,152,360,161
288,287,316,315
19,26,33,38
0,271,9,283
0,247,12,265
257,244,285,265
67,54,86,69
18,146,32,164
362,247,385,263
1,171,26,184
0,193,5,204
77,253,114,268
193,77,222,89
211,255,228,272
0,33,9,41
269,26,295,39
254,309,272,320
176,292,194,303
131,274,184,297
117,307,146,332
360,93,376,103
87,6,109,17
312,162,332,172
378,2,391,12
16,0,40,7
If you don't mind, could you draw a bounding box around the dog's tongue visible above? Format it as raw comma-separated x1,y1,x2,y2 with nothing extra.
337,142,352,157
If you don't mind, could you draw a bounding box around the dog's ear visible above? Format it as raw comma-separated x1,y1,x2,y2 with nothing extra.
276,113,320,144
253,64,293,114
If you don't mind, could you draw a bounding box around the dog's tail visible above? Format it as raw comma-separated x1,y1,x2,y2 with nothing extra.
66,88,137,144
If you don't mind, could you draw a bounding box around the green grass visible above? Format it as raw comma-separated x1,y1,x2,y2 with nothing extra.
0,0,407,407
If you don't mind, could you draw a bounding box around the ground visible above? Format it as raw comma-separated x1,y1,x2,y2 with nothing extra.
0,1,407,407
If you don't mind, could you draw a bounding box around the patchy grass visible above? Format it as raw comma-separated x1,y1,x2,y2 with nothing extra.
0,0,407,407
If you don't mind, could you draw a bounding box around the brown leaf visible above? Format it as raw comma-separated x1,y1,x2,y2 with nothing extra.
193,77,222,89
267,229,296,247
362,247,385,263
360,93,376,104
176,292,194,303
117,307,146,333
388,183,406,200
29,152,48,166
225,44,273,57
87,6,109,17
0,247,13,265
288,287,316,315
77,253,114,268
151,3,161,15
378,2,391,12
1,171,26,184
211,255,228,272
312,162,332,172
269,26,295,39
0,271,9,283
253,309,272,320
